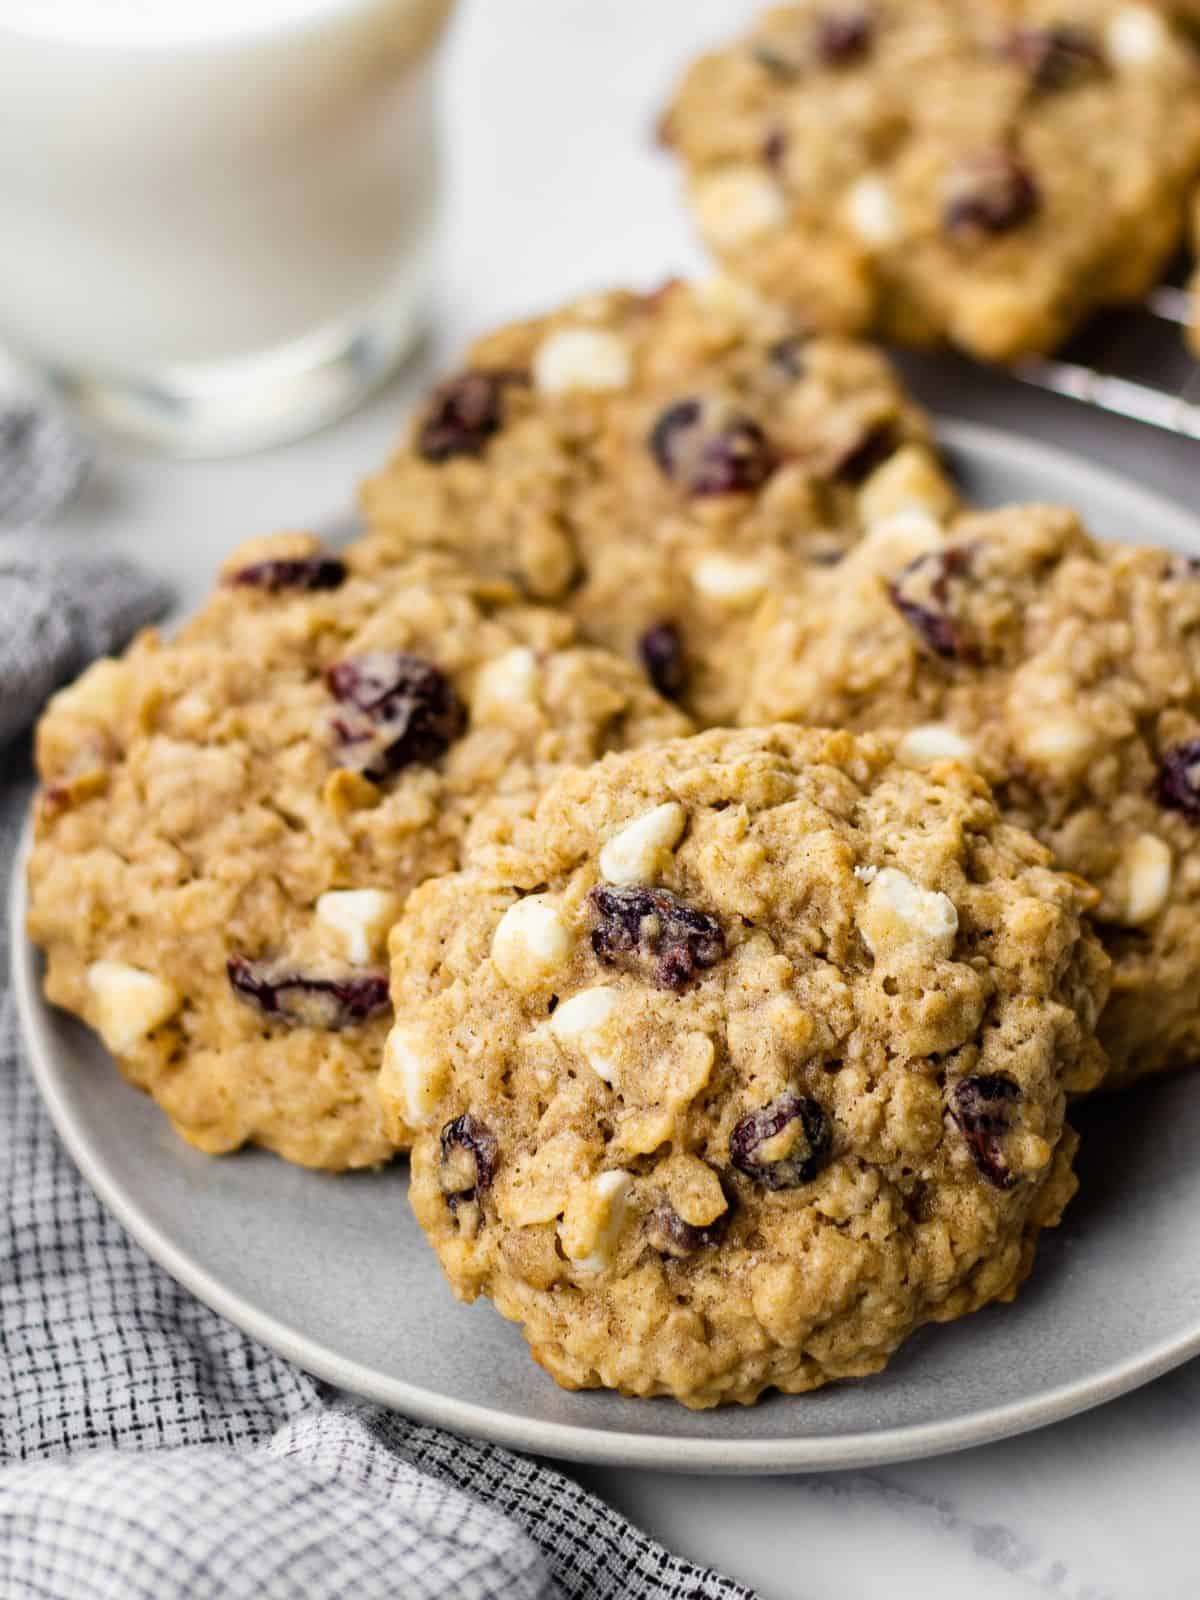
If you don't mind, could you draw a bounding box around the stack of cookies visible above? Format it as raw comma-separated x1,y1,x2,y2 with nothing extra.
26,1,1200,1409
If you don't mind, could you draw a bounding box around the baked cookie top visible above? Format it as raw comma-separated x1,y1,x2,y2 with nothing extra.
743,501,1200,1083
662,1,1200,360
27,532,688,1171
360,276,955,724
382,726,1108,1408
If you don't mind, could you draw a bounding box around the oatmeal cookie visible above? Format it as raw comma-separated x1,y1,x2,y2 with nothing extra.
360,276,956,724
381,726,1108,1407
744,502,1200,1084
662,1,1200,361
27,531,688,1170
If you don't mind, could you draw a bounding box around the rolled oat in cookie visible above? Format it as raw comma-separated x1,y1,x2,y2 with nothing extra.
359,276,955,725
662,0,1200,361
381,726,1108,1407
27,530,688,1171
744,500,1200,1085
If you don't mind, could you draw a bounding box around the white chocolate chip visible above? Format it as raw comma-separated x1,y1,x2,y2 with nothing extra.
895,724,977,770
1016,714,1096,774
859,867,958,958
858,445,957,529
692,273,767,323
472,648,540,718
315,888,402,965
171,693,216,735
547,986,620,1083
1123,833,1172,925
599,801,687,885
86,961,181,1054
856,510,945,570
381,1023,446,1128
690,553,772,608
1106,5,1169,65
844,174,900,247
691,165,787,248
853,863,878,885
532,327,633,395
559,1169,634,1276
491,894,572,991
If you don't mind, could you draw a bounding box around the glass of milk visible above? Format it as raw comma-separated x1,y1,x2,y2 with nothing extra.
0,0,455,454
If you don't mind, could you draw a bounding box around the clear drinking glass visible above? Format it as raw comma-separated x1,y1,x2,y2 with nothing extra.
0,0,455,455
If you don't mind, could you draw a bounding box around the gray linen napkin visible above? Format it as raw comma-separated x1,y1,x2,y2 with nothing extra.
0,535,173,745
0,403,89,527
0,410,757,1600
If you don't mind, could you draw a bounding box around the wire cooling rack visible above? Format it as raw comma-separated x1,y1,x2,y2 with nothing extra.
1014,273,1200,439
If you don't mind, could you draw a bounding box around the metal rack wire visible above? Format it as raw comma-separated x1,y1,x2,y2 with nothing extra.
1014,282,1200,439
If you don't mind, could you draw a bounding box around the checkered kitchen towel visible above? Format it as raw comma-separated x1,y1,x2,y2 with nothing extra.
0,410,757,1599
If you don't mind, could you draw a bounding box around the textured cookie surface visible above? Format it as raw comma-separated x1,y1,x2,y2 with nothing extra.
27,532,688,1170
383,726,1108,1407
663,0,1200,360
360,277,954,724
744,502,1200,1084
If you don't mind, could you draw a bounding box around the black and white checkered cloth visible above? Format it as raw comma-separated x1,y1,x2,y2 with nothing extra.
0,412,757,1600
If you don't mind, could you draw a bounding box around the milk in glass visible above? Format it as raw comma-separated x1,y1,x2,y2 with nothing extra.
0,0,455,451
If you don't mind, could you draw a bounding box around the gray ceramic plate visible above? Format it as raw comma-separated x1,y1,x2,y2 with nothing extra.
14,420,1200,1474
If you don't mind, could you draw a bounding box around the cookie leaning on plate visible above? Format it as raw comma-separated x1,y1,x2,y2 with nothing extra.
743,501,1200,1086
27,531,689,1171
381,726,1109,1407
662,0,1200,360
360,276,956,724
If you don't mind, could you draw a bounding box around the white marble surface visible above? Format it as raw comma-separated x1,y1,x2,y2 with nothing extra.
25,2,1200,1595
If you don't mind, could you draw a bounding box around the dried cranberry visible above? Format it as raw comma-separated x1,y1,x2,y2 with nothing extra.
649,399,777,497
768,335,809,379
638,622,687,701
814,8,874,64
589,884,725,992
944,152,1039,242
415,370,522,462
887,544,974,662
949,1075,1019,1189
326,651,465,781
439,1113,499,1208
1157,739,1200,823
1006,25,1105,91
227,956,390,1029
763,126,788,169
730,1094,831,1189
646,1201,729,1259
229,555,346,593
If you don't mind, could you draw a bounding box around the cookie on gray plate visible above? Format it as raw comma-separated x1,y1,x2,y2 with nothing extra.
360,276,956,725
382,726,1109,1406
27,531,689,1170
744,501,1200,1086
663,0,1200,360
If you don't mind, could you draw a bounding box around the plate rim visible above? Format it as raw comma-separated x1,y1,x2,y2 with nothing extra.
15,415,1200,1474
